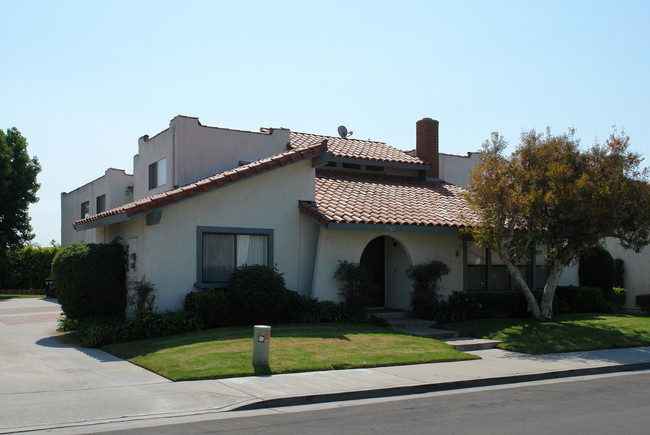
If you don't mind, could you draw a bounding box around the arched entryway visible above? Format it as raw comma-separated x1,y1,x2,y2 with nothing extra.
359,236,411,309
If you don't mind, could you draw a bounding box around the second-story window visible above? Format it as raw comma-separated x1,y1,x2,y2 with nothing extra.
149,158,167,190
80,201,90,219
96,194,106,213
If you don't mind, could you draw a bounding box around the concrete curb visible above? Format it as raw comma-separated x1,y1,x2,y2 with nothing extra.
232,362,650,411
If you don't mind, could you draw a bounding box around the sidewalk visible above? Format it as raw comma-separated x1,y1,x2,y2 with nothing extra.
2,297,650,433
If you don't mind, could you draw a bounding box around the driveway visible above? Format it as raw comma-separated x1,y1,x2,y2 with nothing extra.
0,297,252,432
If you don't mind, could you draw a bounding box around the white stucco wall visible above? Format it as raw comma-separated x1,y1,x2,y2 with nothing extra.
61,168,133,246
103,158,317,312
439,152,480,189
133,116,291,201
310,228,464,308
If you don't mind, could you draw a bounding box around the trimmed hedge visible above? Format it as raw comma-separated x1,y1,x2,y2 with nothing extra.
0,245,59,290
184,265,359,328
579,245,616,301
75,311,201,348
636,294,650,314
612,287,627,309
52,242,127,321
433,285,611,323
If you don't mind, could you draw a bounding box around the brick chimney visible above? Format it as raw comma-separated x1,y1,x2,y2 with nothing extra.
416,118,439,180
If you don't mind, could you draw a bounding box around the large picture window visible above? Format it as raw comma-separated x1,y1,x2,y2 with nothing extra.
464,241,546,292
197,227,273,287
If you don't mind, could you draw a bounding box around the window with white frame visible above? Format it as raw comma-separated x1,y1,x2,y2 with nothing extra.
148,158,167,189
197,227,273,286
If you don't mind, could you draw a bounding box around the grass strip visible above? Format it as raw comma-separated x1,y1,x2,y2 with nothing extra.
441,313,650,354
103,323,477,381
0,294,46,299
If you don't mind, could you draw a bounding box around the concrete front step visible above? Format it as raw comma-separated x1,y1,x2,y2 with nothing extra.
369,310,411,320
392,327,459,340
387,317,436,330
441,337,502,351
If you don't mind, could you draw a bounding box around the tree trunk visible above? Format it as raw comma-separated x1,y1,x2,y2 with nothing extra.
539,261,565,320
498,246,541,319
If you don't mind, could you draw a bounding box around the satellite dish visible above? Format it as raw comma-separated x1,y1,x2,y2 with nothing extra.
338,125,353,138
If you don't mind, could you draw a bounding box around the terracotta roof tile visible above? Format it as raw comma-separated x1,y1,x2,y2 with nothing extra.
300,170,477,228
73,142,328,228
290,132,425,165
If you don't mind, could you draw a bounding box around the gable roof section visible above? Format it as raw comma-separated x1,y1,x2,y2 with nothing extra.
290,131,425,165
299,170,476,230
74,141,328,229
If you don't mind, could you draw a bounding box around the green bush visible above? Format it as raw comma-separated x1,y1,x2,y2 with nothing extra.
578,245,615,301
435,291,527,323
406,260,450,319
612,287,627,309
184,291,237,328
614,258,625,288
636,294,650,314
554,286,606,314
228,265,302,325
0,244,59,290
75,311,201,348
52,242,127,321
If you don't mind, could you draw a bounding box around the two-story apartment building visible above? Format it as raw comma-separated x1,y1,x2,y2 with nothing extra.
62,115,647,312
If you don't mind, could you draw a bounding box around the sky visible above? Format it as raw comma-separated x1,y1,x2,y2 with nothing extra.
1,0,649,246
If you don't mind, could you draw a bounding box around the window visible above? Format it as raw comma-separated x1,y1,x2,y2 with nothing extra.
197,227,273,286
366,165,384,172
96,194,106,213
80,201,89,219
464,241,545,292
466,242,487,291
342,163,361,169
149,158,167,189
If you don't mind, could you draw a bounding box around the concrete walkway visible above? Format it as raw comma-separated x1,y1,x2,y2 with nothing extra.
2,297,650,433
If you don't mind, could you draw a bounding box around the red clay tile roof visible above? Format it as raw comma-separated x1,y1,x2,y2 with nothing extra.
290,132,425,165
299,170,476,228
73,142,328,228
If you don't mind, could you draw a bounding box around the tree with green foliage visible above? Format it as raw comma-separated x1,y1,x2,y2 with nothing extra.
0,128,41,250
465,128,650,320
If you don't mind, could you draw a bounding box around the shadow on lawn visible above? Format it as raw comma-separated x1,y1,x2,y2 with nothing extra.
448,313,650,360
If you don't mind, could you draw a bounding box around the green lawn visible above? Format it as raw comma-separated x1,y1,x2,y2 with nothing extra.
441,313,650,354
0,294,45,299
103,323,477,381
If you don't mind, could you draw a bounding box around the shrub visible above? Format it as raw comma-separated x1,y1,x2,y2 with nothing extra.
554,286,606,314
406,260,450,319
76,311,201,348
578,245,615,301
435,291,527,323
228,265,302,325
636,294,650,314
52,242,127,321
614,258,625,288
0,244,59,290
128,278,156,313
333,261,376,319
612,287,627,309
184,291,237,328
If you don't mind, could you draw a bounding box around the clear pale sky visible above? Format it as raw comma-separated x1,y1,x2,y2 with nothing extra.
1,1,649,246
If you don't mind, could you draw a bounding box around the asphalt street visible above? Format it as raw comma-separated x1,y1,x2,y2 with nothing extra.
99,371,650,435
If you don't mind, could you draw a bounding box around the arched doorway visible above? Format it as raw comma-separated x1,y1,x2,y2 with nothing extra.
359,236,411,309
